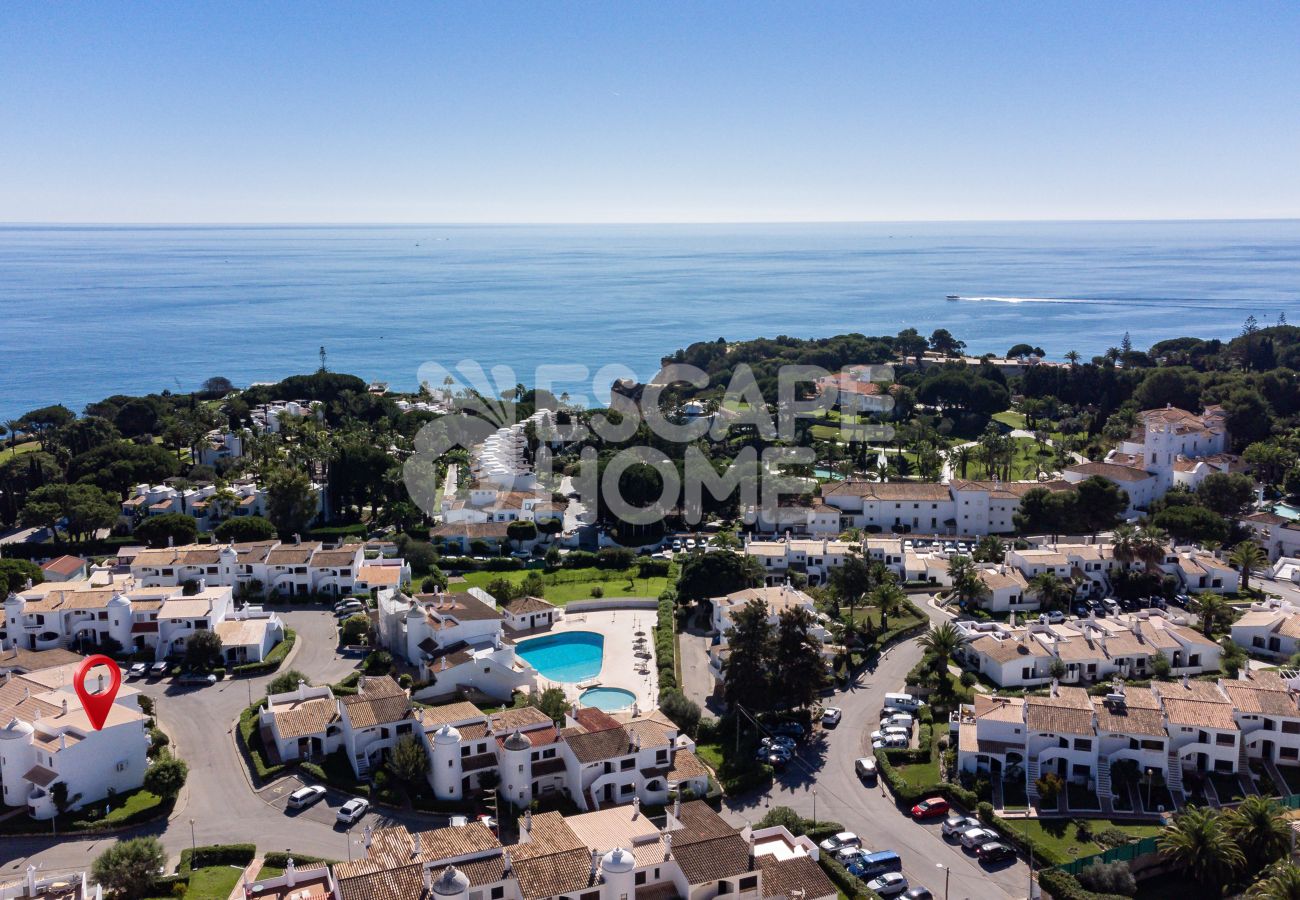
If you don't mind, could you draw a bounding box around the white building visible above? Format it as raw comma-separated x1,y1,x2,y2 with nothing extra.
0,661,150,820
1097,404,1233,501
1232,600,1300,661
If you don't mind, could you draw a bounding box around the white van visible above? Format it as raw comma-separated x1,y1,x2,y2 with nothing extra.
883,692,921,712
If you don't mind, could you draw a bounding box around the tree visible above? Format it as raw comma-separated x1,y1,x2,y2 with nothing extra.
528,686,570,724
143,752,189,798
1249,863,1300,899
659,689,702,737
1226,795,1290,872
1075,860,1136,896
184,629,224,671
828,552,878,617
1073,476,1128,537
773,606,827,709
387,734,430,787
722,599,775,711
1230,540,1267,594
0,558,43,595
917,621,964,678
1151,651,1172,680
1196,593,1233,638
93,836,167,899
264,465,318,538
267,669,310,695
1158,806,1245,896
214,515,277,542
870,581,907,631
20,482,118,541
1151,504,1229,546
134,513,199,548
340,614,370,645
973,535,1005,563
1244,442,1297,487
50,780,80,816
1049,657,1067,680
929,329,965,357
507,520,538,547
946,555,988,609
1196,472,1257,518
1029,571,1073,612
676,551,765,603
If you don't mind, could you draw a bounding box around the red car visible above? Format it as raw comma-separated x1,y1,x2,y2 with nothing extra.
910,797,950,819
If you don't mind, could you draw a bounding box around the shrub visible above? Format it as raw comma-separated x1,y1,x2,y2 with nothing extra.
590,585,604,598
596,547,635,569
1074,861,1136,896
143,753,189,798
363,650,394,674
267,668,310,695
659,689,701,737
180,843,256,875
976,801,994,824
93,837,166,899
233,628,296,676
148,727,170,757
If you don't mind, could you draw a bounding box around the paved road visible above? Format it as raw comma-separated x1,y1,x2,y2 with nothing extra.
0,607,447,876
718,598,1034,900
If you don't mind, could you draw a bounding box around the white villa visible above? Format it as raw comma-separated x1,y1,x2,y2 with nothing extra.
1233,600,1300,661
119,478,325,533
0,655,150,820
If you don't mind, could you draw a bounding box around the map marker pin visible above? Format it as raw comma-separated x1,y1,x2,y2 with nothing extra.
73,654,122,731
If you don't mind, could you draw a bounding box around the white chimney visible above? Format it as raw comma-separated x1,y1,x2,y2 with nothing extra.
524,809,532,833
285,857,296,887
411,831,420,857
423,866,434,894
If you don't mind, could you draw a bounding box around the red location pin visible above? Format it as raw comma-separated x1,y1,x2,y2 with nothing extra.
73,654,122,731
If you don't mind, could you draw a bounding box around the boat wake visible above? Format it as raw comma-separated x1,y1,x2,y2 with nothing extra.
948,295,1294,310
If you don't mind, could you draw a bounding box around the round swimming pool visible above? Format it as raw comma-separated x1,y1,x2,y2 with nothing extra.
581,687,637,711
516,631,604,682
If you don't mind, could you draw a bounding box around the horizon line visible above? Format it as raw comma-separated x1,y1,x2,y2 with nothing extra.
2,216,1299,228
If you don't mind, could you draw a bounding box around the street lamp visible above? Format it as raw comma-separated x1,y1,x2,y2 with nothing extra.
935,863,949,900
811,788,817,831
189,818,196,859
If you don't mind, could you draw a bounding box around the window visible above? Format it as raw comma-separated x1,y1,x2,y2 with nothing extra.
739,876,758,891
1215,733,1235,746
1283,722,1300,735
635,873,647,886
491,888,505,900
1282,747,1299,760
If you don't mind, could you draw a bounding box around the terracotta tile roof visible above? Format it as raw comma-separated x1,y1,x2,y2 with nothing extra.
419,701,486,729
1025,689,1095,735
1094,691,1167,737
271,696,339,739
1065,462,1154,483
336,863,428,900
1221,681,1299,717
431,522,512,539
502,595,556,616
566,725,634,764
665,748,709,781
973,695,1026,724
672,834,753,886
417,592,502,622
266,543,323,565
40,555,87,577
513,847,595,899
359,565,404,586
0,647,84,673
489,706,554,732
21,764,59,787
970,634,1049,663
312,548,362,568
1162,698,1238,730
342,676,411,728
756,852,836,900
822,481,953,501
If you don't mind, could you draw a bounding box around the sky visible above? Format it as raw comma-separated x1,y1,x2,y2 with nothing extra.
2,1,1298,223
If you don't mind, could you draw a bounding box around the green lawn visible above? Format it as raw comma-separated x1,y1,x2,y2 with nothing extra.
182,866,244,898
892,756,941,789
992,410,1027,430
459,566,671,605
1000,818,1163,865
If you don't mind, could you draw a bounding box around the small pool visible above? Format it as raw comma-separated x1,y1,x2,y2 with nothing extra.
516,631,604,682
1273,503,1300,521
581,687,637,711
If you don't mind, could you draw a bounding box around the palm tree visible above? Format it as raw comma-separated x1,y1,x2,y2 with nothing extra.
1227,795,1291,871
1249,863,1300,899
1197,593,1233,638
1158,806,1245,896
1134,526,1170,571
1112,524,1138,567
946,555,988,609
1065,350,1081,367
4,420,21,456
1230,540,1267,594
917,620,965,677
947,444,973,480
870,581,907,632
1030,571,1074,612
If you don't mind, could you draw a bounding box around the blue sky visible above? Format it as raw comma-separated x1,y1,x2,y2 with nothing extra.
2,1,1298,222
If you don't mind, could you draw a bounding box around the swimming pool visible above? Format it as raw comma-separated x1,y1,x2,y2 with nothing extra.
516,631,604,682
1273,503,1300,521
581,687,637,712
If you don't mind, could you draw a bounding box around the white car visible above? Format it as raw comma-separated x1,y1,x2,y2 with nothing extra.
818,831,860,854
941,814,980,838
286,785,326,810
869,726,910,743
866,873,909,897
883,713,914,731
959,827,999,849
1039,610,1066,625
127,662,148,679
872,735,908,750
822,707,843,727
149,661,169,676
855,757,878,779
336,798,370,825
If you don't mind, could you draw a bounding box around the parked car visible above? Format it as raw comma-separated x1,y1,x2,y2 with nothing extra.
822,707,843,727
149,661,169,676
959,827,1000,850
818,832,860,854
883,713,914,730
337,798,369,824
866,873,909,897
127,662,148,679
870,726,910,743
848,851,901,880
1102,598,1121,616
834,846,866,865
286,785,326,810
854,757,878,779
872,735,908,750
879,705,903,720
902,889,934,900
760,736,796,752
941,814,980,838
911,797,950,819
1039,610,1066,625
178,672,217,686
772,722,807,739
765,751,789,771
976,841,1016,862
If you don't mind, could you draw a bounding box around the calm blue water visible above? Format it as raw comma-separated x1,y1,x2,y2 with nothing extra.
580,686,637,711
2,221,1298,421
516,630,604,682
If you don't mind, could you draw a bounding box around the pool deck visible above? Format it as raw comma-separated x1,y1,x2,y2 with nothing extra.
528,608,659,716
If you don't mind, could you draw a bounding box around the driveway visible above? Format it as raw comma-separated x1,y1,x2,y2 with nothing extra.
718,600,1032,900
679,628,723,715
0,608,442,876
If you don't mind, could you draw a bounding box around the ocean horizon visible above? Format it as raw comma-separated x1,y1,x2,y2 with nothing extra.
2,220,1298,421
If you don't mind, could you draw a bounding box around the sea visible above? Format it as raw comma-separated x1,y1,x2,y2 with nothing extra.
1,220,1299,422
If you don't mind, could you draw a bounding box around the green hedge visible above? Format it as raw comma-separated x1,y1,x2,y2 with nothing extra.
233,628,296,676
875,749,978,810
654,593,677,692
237,704,286,782
263,851,335,869
1037,869,1131,900
179,844,256,876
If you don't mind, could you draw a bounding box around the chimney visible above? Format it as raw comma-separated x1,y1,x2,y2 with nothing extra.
632,796,641,818
664,831,673,860
61,698,68,716
524,809,532,833
1050,678,1059,697
674,794,682,819
590,848,600,879
60,732,67,749
1182,673,1190,688
298,680,307,700
364,824,374,848
168,535,174,548
423,866,434,894
285,857,296,888
410,831,420,858
358,674,366,691
502,848,512,874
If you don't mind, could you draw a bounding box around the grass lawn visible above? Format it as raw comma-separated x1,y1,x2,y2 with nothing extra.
892,756,941,789
999,818,1163,865
459,566,671,605
992,410,1027,430
181,866,244,899
5,440,41,456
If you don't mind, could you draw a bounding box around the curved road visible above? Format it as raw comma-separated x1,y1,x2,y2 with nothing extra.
0,607,444,877
718,599,1033,900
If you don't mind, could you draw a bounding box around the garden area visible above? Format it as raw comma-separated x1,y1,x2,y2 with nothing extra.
999,818,1163,865
459,564,672,604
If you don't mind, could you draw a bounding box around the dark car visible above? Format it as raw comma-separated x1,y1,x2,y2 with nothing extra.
976,841,1016,863
903,889,934,900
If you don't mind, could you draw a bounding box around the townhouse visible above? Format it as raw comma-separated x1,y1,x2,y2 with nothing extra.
377,589,534,702
955,612,1222,689
1233,601,1300,661
707,585,826,640
1238,511,1300,563
331,799,835,900
120,477,325,534
0,656,150,820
